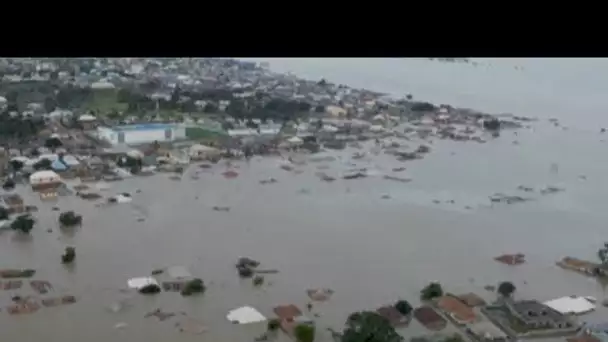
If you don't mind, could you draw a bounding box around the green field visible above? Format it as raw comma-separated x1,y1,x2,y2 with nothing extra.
185,126,228,140
83,89,127,113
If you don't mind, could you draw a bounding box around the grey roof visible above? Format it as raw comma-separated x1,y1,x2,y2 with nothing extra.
468,320,508,338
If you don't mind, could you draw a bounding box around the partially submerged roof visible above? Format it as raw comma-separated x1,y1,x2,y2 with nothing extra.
468,320,508,339
167,265,192,279
414,306,447,330
544,296,596,315
376,306,409,327
127,277,159,290
458,293,486,307
436,295,476,324
273,304,302,320
226,306,266,324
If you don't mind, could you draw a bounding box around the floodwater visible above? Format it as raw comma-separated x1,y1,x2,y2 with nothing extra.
2,58,608,341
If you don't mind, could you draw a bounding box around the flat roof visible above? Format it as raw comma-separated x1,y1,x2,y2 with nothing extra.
113,123,178,132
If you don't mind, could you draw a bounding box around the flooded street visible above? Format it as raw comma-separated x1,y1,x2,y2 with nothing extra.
2,58,608,341
2,127,608,341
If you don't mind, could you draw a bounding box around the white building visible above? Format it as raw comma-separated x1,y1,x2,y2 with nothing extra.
97,123,186,145
29,170,61,190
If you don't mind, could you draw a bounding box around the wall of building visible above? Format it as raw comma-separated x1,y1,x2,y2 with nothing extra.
97,125,187,145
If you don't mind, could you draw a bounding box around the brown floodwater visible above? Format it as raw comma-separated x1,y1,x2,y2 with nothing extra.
1,123,608,342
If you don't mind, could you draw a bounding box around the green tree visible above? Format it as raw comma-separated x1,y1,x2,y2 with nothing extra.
2,179,16,191
0,206,9,220
180,278,206,296
62,247,76,264
44,137,63,151
58,211,82,226
203,102,218,113
598,242,608,267
10,214,35,234
497,281,516,298
267,319,281,332
420,282,443,301
33,158,53,171
9,160,24,177
294,324,315,342
443,334,464,342
394,300,413,316
341,311,402,342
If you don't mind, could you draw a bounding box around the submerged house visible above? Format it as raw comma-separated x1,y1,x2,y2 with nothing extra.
503,300,576,331
29,170,62,191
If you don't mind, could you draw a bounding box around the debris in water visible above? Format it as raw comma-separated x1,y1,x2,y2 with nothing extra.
392,167,406,172
41,295,77,307
316,172,336,182
381,194,391,199
151,269,164,275
213,206,230,212
253,275,264,286
236,257,260,278
176,318,207,334
517,185,534,192
260,178,278,185
222,170,239,179
383,175,411,183
494,253,526,266
343,172,367,180
145,308,177,321
7,299,40,315
30,280,52,294
1,280,23,290
114,322,128,329
307,288,334,302
489,193,530,204
0,269,36,279
539,186,564,195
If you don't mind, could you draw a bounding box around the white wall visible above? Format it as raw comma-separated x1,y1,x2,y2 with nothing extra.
97,125,187,145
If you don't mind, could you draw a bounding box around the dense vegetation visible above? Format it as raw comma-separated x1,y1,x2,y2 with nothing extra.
497,281,516,298
10,214,35,234
59,211,83,226
341,311,402,342
61,247,76,264
420,282,443,301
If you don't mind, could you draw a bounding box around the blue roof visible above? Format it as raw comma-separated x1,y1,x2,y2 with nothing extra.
51,159,67,171
113,123,177,132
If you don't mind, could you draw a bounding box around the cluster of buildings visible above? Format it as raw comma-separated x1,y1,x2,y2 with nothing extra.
408,292,604,342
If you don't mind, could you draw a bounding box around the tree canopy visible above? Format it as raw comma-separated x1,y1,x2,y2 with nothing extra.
59,211,82,226
0,207,9,221
598,243,608,267
294,324,316,342
10,214,35,234
420,282,443,301
394,300,413,316
341,311,403,342
33,158,53,171
497,281,516,298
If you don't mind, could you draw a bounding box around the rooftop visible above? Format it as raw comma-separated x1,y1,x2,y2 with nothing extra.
112,123,178,132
